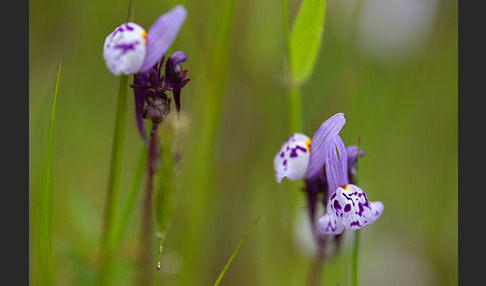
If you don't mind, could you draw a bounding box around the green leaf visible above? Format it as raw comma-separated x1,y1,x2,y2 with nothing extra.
289,0,326,84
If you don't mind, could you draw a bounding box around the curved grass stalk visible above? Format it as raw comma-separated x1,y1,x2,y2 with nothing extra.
213,211,264,286
38,59,62,286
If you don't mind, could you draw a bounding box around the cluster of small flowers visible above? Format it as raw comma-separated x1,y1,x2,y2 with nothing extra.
274,113,383,236
102,5,190,142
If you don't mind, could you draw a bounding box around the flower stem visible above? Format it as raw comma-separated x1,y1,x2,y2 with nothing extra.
305,241,326,286
98,74,129,286
38,59,61,286
280,0,291,67
98,1,135,284
139,134,157,285
288,83,303,133
154,233,165,286
352,229,360,286
351,136,362,286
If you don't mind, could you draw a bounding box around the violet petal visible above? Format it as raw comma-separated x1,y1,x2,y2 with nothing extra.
306,113,346,178
346,145,365,170
139,5,187,72
133,71,151,145
325,135,349,199
167,50,187,67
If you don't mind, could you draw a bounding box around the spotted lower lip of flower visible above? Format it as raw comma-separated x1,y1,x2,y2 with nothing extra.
273,113,346,183
318,184,383,234
103,5,187,76
274,133,311,183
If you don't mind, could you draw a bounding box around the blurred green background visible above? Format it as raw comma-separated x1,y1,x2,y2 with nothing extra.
29,0,457,285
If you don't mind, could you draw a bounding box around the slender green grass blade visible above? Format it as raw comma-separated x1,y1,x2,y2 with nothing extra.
38,59,62,286
98,3,137,284
98,74,129,286
112,146,147,250
179,0,235,283
213,211,264,286
290,0,326,84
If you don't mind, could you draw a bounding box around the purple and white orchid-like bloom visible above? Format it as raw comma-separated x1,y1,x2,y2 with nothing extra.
317,130,383,234
318,185,383,234
274,113,346,183
273,112,383,235
103,5,187,76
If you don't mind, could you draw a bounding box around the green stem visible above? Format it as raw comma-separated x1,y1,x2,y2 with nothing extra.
38,59,62,286
213,211,264,286
98,1,136,283
288,83,303,133
154,233,165,286
280,0,302,132
139,134,157,285
112,146,147,250
352,136,362,286
280,0,292,70
305,243,326,286
352,229,360,286
98,74,129,286
126,0,135,22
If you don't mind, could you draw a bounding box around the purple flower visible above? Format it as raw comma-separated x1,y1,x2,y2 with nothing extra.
318,184,383,234
273,112,383,236
164,51,191,114
274,113,346,183
103,5,187,76
346,145,365,184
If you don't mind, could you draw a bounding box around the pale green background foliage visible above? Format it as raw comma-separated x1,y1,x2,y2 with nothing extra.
29,0,457,285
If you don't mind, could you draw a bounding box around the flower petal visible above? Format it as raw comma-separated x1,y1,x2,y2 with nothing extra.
318,211,344,234
133,71,152,146
346,145,365,184
139,5,187,72
306,113,346,178
167,50,187,68
325,135,349,200
319,184,383,234
103,23,147,75
274,133,311,183
346,145,364,165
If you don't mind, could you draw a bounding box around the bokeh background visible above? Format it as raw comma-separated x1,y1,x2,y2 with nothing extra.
29,0,457,285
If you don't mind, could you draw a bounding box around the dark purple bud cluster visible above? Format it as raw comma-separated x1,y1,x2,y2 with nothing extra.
131,51,190,140
164,51,190,114
143,89,170,126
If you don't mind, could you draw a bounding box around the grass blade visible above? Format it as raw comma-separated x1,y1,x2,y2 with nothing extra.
213,211,264,286
112,146,147,250
38,59,62,286
179,0,236,283
98,2,137,284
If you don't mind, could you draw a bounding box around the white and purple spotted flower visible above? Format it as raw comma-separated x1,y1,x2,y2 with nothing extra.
274,112,384,235
103,5,187,76
318,184,384,234
274,113,346,183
